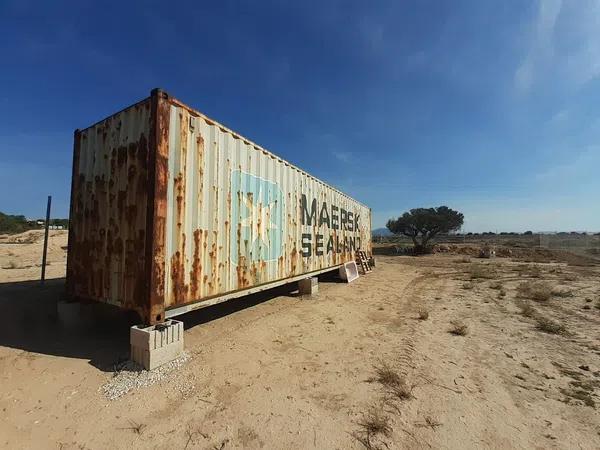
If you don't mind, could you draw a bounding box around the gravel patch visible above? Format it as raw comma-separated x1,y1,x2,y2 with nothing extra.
101,351,190,400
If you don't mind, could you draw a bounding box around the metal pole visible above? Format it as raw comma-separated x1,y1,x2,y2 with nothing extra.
41,195,51,285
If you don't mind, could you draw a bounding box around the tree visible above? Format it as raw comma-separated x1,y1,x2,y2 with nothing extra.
386,206,464,254
0,212,34,234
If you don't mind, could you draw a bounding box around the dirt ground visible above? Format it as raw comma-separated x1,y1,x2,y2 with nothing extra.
1,232,599,449
0,230,68,282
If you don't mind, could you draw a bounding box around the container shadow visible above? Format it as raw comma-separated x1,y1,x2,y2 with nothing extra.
0,272,344,371
0,278,131,373
177,270,345,328
179,280,302,329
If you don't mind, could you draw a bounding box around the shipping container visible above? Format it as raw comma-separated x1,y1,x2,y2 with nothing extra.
66,89,372,324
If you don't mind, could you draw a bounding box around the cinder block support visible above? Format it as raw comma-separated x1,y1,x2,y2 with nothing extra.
298,277,319,296
130,319,184,370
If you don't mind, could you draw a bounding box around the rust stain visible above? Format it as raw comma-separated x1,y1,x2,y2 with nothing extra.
68,94,154,321
238,255,249,288
210,230,218,295
169,110,190,306
278,255,284,279
196,135,204,211
236,221,243,288
170,231,188,303
291,246,298,275
174,172,184,225
190,228,202,299
250,262,258,284
147,90,170,323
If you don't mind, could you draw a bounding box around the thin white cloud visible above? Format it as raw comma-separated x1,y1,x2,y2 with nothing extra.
537,0,563,38
515,0,562,92
548,108,569,124
332,151,351,163
535,146,600,183
357,15,386,53
564,0,600,85
514,59,535,92
515,0,600,93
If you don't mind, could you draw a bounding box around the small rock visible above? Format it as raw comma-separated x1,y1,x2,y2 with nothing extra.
100,351,190,400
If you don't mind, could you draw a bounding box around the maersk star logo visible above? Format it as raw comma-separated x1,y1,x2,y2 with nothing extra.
231,170,284,264
240,186,279,238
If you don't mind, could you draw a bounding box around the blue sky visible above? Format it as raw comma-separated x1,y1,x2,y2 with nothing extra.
1,0,598,232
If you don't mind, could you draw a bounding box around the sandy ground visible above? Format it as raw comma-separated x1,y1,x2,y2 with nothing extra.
0,232,599,449
0,230,68,282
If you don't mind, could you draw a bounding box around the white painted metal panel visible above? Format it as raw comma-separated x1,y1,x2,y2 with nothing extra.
163,103,371,308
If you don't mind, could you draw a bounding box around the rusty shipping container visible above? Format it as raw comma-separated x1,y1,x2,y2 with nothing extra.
66,89,372,324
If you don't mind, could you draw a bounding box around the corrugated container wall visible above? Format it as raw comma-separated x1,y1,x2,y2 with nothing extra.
67,89,372,324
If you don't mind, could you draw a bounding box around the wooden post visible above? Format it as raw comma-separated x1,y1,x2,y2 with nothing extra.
41,195,51,285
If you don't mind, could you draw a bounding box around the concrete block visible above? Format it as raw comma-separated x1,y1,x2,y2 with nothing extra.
298,277,318,295
339,261,359,283
130,320,184,370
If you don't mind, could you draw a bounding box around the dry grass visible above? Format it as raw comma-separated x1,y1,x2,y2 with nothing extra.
517,301,536,318
455,256,471,264
448,321,468,336
388,382,413,401
2,260,18,269
560,388,595,407
354,408,392,450
468,265,496,280
517,281,553,302
357,409,392,436
371,362,403,387
462,282,474,290
121,420,146,435
489,281,502,290
370,362,413,402
527,265,543,278
553,288,573,298
183,427,209,450
417,309,429,320
517,299,566,336
16,233,40,244
415,415,443,430
535,316,566,335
